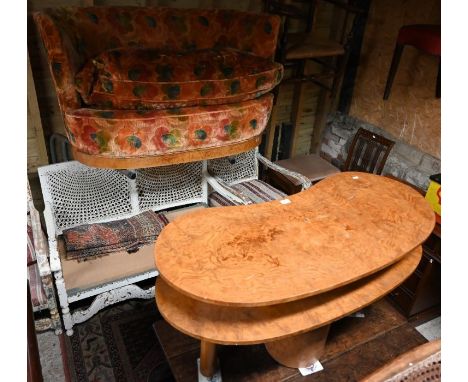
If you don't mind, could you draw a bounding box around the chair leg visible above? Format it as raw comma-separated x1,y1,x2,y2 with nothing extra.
54,271,74,336
383,43,404,100
436,60,441,98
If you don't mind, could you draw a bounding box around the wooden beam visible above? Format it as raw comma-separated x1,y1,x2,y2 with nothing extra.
337,0,371,114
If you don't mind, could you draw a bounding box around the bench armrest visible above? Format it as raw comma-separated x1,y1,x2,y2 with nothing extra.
256,152,312,190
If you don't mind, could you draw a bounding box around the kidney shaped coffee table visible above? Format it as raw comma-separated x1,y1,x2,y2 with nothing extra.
154,172,434,380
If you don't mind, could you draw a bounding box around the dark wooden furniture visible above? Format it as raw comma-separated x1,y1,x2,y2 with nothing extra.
388,220,440,318
385,175,441,318
262,0,363,158
266,127,395,195
384,25,441,100
343,127,395,174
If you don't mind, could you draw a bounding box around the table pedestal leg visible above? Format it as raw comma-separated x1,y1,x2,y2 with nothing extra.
200,341,218,378
265,325,330,368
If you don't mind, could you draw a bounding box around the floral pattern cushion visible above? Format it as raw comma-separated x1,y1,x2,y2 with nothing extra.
75,48,283,110
65,93,273,157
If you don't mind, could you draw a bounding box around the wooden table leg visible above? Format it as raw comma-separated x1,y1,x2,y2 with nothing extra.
265,324,330,369
200,341,218,378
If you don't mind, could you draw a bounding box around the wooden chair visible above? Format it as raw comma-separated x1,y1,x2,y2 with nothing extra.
263,0,363,157
266,127,395,194
384,24,441,100
343,127,395,174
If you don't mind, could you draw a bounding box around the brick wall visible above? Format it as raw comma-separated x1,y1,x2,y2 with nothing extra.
320,113,440,191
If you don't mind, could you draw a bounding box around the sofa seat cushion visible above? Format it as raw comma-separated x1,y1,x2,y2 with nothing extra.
65,93,272,157
76,47,283,110
208,179,286,207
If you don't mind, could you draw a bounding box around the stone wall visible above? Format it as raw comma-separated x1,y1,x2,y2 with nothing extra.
320,113,440,191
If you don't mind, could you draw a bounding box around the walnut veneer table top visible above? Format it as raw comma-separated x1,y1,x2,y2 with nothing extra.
155,172,434,306
156,247,422,345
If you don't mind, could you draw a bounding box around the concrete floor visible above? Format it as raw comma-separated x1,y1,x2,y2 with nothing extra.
415,316,441,341
37,330,66,382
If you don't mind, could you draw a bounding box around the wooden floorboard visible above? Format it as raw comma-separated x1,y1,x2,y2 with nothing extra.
153,299,427,381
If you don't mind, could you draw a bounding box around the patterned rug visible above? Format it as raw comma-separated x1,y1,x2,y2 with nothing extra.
64,300,174,382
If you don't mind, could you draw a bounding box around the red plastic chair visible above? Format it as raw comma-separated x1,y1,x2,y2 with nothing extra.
383,25,441,100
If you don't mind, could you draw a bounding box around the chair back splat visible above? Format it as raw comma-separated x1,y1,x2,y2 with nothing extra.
343,128,395,175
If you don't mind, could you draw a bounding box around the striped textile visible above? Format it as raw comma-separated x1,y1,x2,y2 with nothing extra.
208,179,286,207
27,215,35,264
28,262,48,309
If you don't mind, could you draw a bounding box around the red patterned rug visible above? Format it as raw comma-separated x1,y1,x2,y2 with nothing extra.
64,300,174,382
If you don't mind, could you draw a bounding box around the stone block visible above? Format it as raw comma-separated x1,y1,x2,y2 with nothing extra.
403,167,431,191
419,154,441,174
331,124,357,141
321,143,338,159
383,152,411,179
393,142,424,166
323,129,341,145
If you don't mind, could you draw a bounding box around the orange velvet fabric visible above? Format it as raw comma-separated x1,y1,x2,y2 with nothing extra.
75,47,283,110
34,7,282,159
65,93,273,157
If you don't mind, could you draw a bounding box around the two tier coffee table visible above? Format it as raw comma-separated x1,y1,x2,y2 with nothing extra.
154,172,435,380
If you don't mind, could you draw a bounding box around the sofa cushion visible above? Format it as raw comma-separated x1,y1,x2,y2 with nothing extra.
62,210,169,261
65,93,272,157
208,179,286,207
75,47,283,110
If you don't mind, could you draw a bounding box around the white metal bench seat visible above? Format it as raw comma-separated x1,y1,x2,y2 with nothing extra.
37,148,310,336
38,160,208,335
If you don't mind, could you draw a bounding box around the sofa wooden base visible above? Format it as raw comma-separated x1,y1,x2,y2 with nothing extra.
71,137,261,169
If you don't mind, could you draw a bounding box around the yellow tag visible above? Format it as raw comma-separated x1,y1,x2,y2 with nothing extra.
425,180,441,216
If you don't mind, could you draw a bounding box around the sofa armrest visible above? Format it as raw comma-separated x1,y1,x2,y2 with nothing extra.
33,12,82,111
206,174,253,206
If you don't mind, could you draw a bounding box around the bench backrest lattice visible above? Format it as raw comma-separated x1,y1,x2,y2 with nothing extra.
207,149,258,185
38,161,207,236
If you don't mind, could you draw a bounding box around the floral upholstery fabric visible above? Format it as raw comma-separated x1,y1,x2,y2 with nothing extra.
65,93,272,157
34,7,282,159
76,48,283,110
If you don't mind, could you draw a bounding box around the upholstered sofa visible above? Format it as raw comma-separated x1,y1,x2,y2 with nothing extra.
34,7,283,168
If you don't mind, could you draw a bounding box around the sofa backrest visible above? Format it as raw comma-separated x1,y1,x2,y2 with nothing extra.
33,6,281,111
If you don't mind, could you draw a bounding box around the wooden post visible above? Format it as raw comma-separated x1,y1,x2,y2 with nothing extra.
289,81,307,157
200,341,218,378
28,283,43,382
